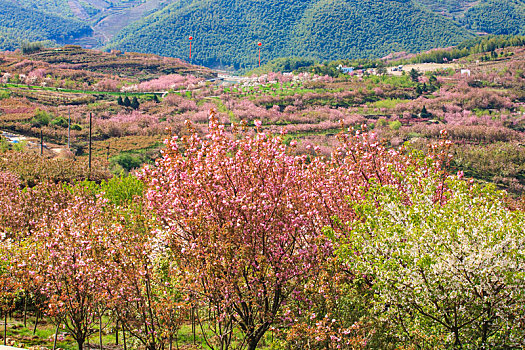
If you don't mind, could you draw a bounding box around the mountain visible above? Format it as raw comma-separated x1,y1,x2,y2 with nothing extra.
461,0,525,35
2,0,525,68
105,0,473,69
413,0,479,18
0,0,173,49
416,0,525,35
0,0,92,50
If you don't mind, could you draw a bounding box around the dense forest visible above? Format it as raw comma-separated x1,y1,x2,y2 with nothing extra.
2,0,525,68
461,0,525,35
106,0,472,69
0,0,92,51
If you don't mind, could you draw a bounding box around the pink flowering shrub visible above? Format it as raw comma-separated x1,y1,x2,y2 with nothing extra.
94,78,120,92
95,111,166,137
132,74,204,92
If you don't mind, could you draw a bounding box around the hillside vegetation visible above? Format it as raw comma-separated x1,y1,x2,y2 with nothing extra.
462,0,525,35
0,0,92,51
106,0,473,69
2,0,525,67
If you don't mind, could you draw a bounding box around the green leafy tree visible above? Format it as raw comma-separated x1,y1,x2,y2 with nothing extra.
420,105,432,118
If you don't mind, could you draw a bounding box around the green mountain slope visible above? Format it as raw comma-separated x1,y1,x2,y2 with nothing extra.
16,0,74,17
4,0,525,68
417,0,525,35
413,0,478,18
106,0,473,69
0,0,93,50
461,0,525,35
289,0,472,60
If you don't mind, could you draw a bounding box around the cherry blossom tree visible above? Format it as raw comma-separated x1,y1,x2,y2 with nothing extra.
141,112,330,349
104,202,189,350
23,190,111,350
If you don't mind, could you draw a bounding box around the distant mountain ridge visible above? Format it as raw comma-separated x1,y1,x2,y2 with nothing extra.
0,0,92,49
1,0,524,68
105,0,473,68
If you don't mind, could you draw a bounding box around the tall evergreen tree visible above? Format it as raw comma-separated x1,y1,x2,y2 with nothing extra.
131,97,140,110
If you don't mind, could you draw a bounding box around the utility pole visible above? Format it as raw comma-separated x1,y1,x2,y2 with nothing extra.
258,42,262,67
89,113,92,175
68,106,71,149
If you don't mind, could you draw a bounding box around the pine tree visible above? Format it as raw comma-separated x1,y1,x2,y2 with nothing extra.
131,97,140,110
123,96,131,107
409,68,421,83
117,96,123,106
420,105,432,119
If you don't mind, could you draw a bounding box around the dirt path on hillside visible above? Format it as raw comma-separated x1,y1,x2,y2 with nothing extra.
1,130,68,157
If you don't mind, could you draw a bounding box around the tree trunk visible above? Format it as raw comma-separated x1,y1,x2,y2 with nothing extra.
23,296,27,328
77,338,84,350
3,310,7,346
99,314,103,350
191,306,196,345
115,319,118,345
33,310,39,335
453,327,462,350
53,323,59,350
123,325,127,350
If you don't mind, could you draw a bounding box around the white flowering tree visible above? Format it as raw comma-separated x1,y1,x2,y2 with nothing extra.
337,171,525,349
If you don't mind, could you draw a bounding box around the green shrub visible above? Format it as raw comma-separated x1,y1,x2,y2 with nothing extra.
50,116,69,128
110,153,144,172
389,120,402,130
31,109,53,127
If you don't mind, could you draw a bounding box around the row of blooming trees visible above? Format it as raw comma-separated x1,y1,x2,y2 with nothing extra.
1,112,524,349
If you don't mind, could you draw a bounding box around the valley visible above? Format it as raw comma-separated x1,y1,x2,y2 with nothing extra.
1,38,524,193
1,0,525,348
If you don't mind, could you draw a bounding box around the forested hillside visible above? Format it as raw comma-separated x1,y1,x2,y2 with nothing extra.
414,0,478,18
0,0,93,50
462,0,525,35
16,0,74,17
417,0,525,35
106,0,472,69
3,0,525,68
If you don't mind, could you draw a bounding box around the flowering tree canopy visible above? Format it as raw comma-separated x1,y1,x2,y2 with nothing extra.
142,112,330,349
337,168,525,349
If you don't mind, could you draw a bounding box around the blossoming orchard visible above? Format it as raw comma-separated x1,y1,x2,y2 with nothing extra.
1,110,524,350
1,41,525,350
